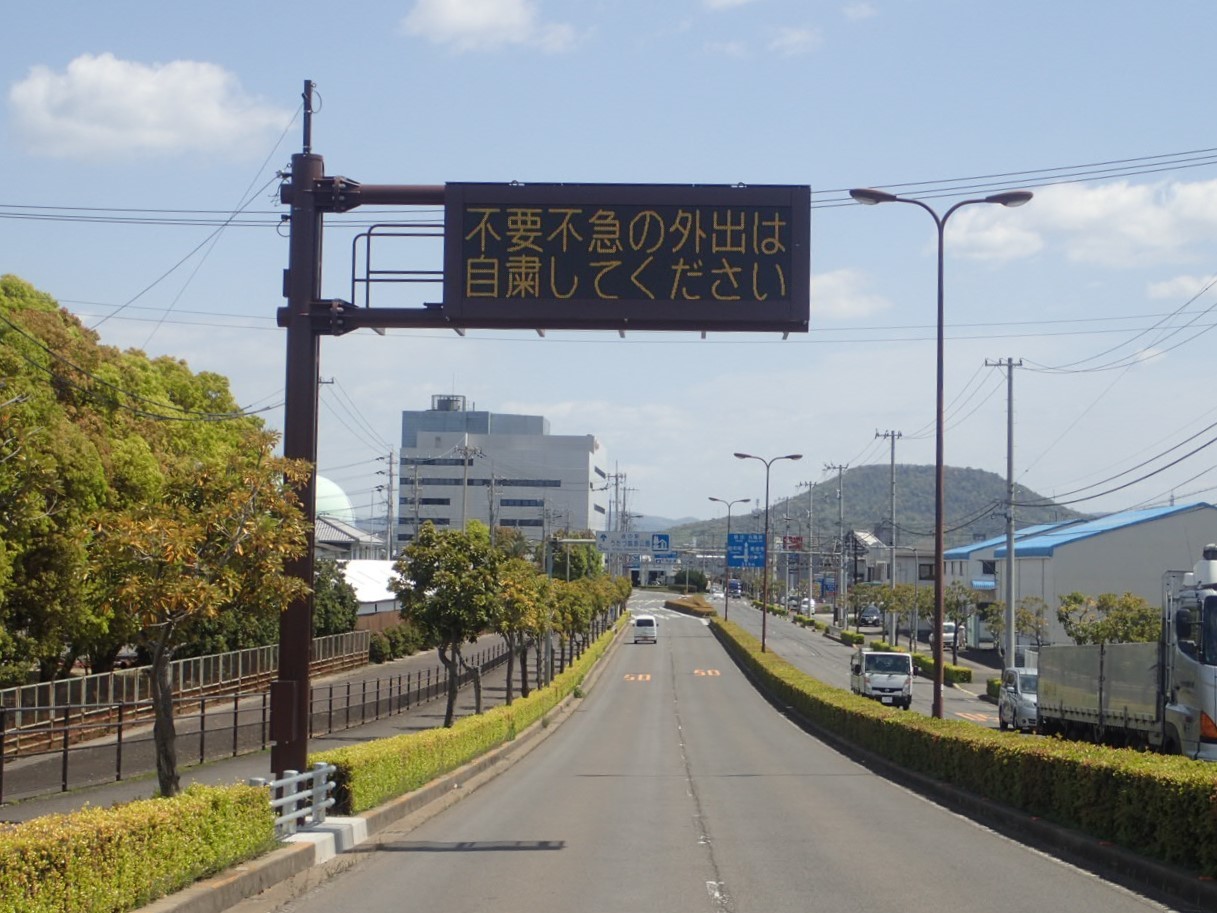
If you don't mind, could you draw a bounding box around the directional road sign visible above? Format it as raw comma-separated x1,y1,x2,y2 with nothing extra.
727,532,766,568
596,530,671,555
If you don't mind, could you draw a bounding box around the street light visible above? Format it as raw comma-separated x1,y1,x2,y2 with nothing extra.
708,496,750,622
734,452,803,652
849,186,1032,718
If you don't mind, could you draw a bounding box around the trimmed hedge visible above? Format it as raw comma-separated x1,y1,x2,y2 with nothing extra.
315,615,624,815
710,617,1217,877
0,784,274,913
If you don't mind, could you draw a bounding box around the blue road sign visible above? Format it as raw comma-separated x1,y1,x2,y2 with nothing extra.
727,532,766,568
651,534,670,552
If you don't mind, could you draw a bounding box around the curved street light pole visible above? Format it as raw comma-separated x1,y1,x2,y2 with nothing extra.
708,496,750,622
734,452,804,652
848,187,1032,718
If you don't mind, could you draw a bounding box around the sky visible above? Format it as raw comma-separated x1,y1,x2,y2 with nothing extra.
6,1,1217,531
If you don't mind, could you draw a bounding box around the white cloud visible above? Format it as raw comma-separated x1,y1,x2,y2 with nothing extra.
8,53,290,160
842,2,877,20
704,0,758,9
947,206,1043,262
1147,274,1217,301
402,0,576,52
767,26,822,56
812,268,890,319
1027,180,1217,268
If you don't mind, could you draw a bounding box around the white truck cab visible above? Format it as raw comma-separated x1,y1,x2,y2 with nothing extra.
850,648,913,709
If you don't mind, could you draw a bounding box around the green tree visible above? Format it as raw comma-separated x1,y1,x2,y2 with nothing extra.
942,580,976,662
313,558,359,637
1057,591,1158,645
93,433,310,796
494,556,543,704
549,533,601,580
391,521,499,726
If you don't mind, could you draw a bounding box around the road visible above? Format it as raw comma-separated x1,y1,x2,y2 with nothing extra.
267,593,1182,913
712,593,999,725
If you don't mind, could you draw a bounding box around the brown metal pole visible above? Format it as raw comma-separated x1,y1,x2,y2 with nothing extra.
271,84,324,776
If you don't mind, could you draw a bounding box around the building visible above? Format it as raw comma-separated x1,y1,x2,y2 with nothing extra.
397,394,608,546
944,502,1217,647
314,476,387,560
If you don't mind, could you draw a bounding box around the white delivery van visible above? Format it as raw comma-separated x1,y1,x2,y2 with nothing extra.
849,648,913,709
633,614,658,644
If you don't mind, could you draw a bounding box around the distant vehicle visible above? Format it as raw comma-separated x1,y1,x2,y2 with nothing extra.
998,667,1038,732
930,620,966,650
726,579,742,597
849,648,913,709
633,615,658,644
858,604,882,626
801,597,814,614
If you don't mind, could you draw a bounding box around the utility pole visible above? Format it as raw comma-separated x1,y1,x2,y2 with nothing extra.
825,463,848,624
876,430,902,644
987,357,1023,669
875,430,902,589
796,480,816,606
455,436,485,531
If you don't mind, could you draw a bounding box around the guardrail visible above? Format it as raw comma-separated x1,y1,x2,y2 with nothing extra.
249,762,336,838
0,644,509,806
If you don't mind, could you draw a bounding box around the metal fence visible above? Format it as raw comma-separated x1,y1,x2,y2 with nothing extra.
0,643,508,806
0,631,370,737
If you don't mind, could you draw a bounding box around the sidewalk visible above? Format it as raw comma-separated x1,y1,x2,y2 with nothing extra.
0,648,527,823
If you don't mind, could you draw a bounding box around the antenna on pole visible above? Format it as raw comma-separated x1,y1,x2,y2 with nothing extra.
302,80,315,154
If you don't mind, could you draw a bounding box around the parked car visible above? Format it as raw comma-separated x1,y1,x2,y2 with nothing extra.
857,604,882,627
998,667,1038,732
801,597,815,614
929,620,966,650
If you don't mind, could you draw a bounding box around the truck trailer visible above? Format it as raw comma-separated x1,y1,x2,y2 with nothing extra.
1036,545,1217,760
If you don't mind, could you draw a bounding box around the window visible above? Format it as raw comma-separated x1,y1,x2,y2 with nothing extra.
981,560,996,575
918,563,936,582
501,498,543,507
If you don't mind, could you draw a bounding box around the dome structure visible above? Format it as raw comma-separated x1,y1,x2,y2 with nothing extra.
315,475,356,522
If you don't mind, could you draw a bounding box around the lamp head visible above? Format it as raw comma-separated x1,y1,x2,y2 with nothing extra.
734,452,755,460
987,190,1033,208
849,188,899,206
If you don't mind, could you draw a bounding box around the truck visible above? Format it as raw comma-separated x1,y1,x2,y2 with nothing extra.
849,647,914,709
1036,544,1217,760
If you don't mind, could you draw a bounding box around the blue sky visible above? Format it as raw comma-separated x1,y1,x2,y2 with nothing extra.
6,1,1217,528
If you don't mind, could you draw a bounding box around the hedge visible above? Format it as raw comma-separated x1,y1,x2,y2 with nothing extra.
0,784,274,913
315,615,624,815
710,617,1217,877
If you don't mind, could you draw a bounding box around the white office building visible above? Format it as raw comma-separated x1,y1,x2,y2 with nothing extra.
397,395,608,547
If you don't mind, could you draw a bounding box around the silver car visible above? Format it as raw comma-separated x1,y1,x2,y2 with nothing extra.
998,667,1038,732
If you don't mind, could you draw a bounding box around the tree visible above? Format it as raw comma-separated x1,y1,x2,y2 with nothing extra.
943,580,975,662
549,534,601,580
92,432,310,797
391,521,499,726
494,556,543,704
313,558,359,637
1016,596,1052,650
1057,591,1159,645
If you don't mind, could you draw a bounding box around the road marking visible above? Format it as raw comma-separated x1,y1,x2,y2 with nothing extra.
693,669,721,676
956,711,995,722
623,673,652,681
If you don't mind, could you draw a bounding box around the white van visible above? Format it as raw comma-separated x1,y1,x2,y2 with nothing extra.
849,648,913,709
633,614,658,644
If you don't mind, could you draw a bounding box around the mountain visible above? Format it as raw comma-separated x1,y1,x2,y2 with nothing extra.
628,514,699,531
663,464,1088,550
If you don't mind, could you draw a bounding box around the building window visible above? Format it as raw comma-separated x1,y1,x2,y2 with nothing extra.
499,478,561,488
594,504,606,514
918,563,936,582
501,498,544,507
502,518,544,527
981,560,996,575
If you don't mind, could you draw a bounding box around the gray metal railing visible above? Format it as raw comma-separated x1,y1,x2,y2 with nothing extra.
249,762,336,837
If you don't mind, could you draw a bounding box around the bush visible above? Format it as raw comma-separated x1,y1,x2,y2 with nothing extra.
0,784,274,913
369,632,390,664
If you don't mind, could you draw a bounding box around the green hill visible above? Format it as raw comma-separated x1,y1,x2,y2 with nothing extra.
668,464,1086,551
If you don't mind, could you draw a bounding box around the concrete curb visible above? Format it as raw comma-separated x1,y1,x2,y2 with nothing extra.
142,620,627,913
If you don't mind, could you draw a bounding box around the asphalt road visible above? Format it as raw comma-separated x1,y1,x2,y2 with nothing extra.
267,598,1185,913
710,593,1001,724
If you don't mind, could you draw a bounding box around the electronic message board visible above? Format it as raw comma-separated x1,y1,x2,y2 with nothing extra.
442,183,810,332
